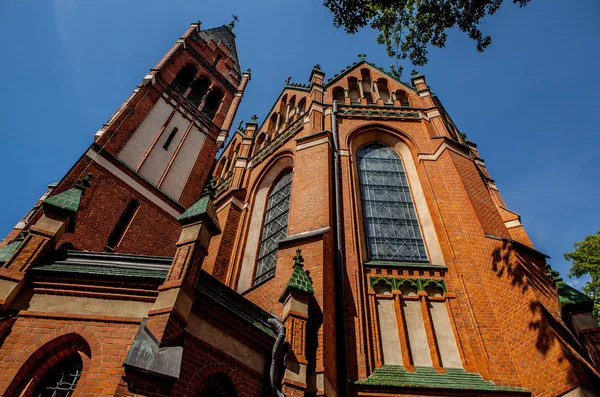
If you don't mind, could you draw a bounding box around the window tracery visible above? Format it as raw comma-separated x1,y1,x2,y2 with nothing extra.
34,355,83,397
254,172,293,284
358,143,428,262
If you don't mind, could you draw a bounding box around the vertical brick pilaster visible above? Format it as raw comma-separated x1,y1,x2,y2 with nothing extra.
420,293,444,372
394,295,414,371
147,192,221,345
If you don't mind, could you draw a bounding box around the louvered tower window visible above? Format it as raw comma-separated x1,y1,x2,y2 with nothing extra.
358,144,428,262
34,355,83,397
255,172,293,285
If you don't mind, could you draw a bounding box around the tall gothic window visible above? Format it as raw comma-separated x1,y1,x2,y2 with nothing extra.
255,172,293,285
358,143,428,262
34,355,83,397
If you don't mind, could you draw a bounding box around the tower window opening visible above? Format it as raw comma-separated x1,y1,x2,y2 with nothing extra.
33,355,83,397
188,76,210,108
254,172,293,285
106,199,139,252
203,87,224,120
172,64,197,95
163,127,179,150
358,144,428,262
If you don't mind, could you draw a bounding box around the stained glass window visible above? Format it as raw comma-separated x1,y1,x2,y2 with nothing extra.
35,355,83,397
358,143,428,262
255,172,293,284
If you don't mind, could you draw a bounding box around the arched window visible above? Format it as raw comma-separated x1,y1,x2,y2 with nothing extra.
332,87,345,103
203,87,224,120
173,64,197,94
254,171,293,285
358,143,428,262
34,354,83,397
188,76,210,107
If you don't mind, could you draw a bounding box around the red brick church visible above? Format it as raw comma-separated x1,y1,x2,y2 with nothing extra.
0,19,598,397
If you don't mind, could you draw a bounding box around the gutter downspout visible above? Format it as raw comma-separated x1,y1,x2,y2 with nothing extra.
331,101,349,396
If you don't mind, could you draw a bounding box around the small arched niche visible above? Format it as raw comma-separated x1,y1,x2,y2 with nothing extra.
396,89,410,107
332,86,345,103
348,77,360,104
377,79,391,103
297,97,307,114
360,69,373,103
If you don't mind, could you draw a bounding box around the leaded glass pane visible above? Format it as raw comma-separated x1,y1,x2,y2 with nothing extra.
35,355,83,397
255,172,293,284
358,144,428,262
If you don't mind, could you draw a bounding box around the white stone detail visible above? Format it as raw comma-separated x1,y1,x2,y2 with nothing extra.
85,149,181,218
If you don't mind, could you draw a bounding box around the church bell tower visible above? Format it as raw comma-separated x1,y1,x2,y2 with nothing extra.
8,20,250,257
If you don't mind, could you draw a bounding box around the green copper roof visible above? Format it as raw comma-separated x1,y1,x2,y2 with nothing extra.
557,280,594,314
355,366,529,393
32,263,168,279
0,240,21,264
43,174,92,216
279,249,314,302
177,194,221,233
43,188,82,214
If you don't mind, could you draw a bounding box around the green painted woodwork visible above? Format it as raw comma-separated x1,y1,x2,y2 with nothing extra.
369,276,446,293
355,366,529,393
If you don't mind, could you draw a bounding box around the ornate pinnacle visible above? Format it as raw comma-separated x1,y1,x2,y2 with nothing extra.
313,64,321,71
293,249,304,268
201,176,217,199
75,173,93,191
250,114,258,122
358,53,367,61
285,76,292,85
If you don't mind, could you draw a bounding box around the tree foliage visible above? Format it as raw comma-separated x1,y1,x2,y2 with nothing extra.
324,0,532,68
564,231,600,318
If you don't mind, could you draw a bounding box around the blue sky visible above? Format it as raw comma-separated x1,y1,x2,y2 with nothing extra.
0,0,598,287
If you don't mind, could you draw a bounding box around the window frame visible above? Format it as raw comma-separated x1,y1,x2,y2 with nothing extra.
356,142,429,264
253,171,293,285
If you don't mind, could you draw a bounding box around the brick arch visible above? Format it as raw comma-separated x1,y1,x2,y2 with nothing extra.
3,324,102,397
345,123,419,153
236,150,294,292
245,150,295,202
347,126,446,267
180,363,242,396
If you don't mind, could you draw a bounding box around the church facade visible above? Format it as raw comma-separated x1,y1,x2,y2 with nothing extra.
0,20,599,397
